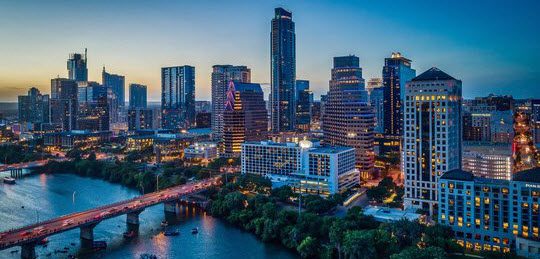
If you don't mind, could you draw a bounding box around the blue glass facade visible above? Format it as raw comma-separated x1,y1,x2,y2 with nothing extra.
161,66,195,129
296,80,312,132
271,7,296,133
129,83,147,109
67,50,88,82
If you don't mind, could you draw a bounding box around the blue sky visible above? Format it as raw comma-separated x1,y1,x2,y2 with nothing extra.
0,0,539,102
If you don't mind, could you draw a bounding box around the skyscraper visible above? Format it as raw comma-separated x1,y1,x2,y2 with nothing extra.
129,83,147,109
18,87,50,126
369,87,384,134
102,67,125,107
271,7,296,133
211,65,251,140
67,49,88,82
77,82,110,131
382,52,416,152
296,80,312,132
50,78,78,131
222,81,268,157
403,67,462,214
161,66,195,130
323,55,375,179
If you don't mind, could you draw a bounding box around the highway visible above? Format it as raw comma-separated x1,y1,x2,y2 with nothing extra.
0,176,221,250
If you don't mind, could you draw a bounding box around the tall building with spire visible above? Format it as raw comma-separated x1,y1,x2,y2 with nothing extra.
323,55,375,179
222,81,268,157
270,7,296,133
403,67,462,214
67,49,88,82
211,65,251,141
382,52,416,154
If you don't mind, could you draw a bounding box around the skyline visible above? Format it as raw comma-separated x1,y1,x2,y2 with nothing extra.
1,0,540,102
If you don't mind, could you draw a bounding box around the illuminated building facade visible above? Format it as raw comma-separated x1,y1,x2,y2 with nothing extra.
241,140,358,196
438,169,540,257
211,65,251,141
161,66,195,129
127,108,155,131
50,78,78,131
43,130,111,148
222,81,268,157
323,55,375,179
77,82,110,131
403,67,462,214
462,143,512,180
271,7,296,132
382,52,416,152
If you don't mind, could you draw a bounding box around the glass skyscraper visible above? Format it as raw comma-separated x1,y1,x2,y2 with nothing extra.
382,52,416,138
50,78,78,131
161,65,195,130
18,87,50,126
102,67,126,108
129,83,147,109
295,80,312,132
67,49,88,82
271,7,296,133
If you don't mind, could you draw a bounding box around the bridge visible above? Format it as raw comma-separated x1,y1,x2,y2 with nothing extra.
0,176,222,259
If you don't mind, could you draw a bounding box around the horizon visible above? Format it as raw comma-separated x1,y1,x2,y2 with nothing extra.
1,0,539,102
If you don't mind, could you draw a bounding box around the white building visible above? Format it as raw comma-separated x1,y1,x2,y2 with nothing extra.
403,67,462,214
241,140,358,196
184,142,218,160
462,143,512,180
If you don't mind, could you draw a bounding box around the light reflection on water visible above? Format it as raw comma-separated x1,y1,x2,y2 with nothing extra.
0,173,297,259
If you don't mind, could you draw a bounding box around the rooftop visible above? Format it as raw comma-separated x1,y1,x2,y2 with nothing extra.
411,67,456,82
440,169,475,181
513,167,540,184
310,146,354,154
363,206,421,223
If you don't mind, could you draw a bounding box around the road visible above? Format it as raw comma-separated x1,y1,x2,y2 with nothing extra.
0,176,221,250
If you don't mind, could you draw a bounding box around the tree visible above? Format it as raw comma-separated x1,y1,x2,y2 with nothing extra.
297,236,319,258
342,230,376,259
271,185,295,202
389,246,446,259
329,219,347,259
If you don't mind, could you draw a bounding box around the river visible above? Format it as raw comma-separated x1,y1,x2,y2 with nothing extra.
0,173,297,258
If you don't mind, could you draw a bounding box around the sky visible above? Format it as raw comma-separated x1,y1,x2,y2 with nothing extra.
0,0,539,102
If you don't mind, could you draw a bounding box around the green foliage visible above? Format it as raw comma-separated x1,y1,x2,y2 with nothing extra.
0,144,42,164
389,246,447,259
297,236,319,258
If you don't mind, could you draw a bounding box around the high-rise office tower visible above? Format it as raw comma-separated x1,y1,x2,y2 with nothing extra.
403,67,462,214
77,82,110,131
296,80,312,132
222,81,268,157
211,65,251,140
271,7,296,133
161,66,195,130
129,83,147,109
102,67,125,107
382,52,416,152
67,49,88,82
323,55,375,179
18,87,50,126
50,78,78,131
369,87,384,134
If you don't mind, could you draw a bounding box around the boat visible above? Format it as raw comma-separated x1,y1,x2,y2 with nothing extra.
123,230,136,238
160,220,168,227
3,177,16,184
92,241,107,251
140,254,158,259
191,227,198,234
163,229,179,236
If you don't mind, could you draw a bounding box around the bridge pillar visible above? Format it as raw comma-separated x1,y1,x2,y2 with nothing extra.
21,242,36,259
164,201,178,214
80,222,98,248
126,209,144,232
